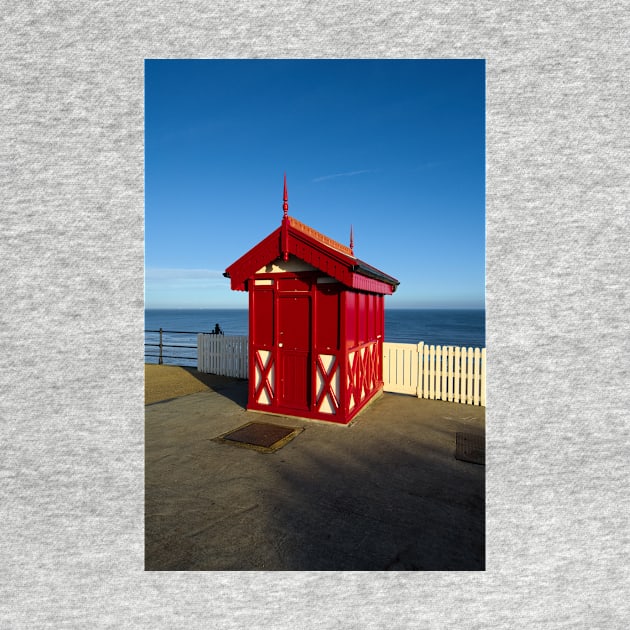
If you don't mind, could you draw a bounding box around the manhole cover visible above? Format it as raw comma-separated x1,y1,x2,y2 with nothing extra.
214,421,303,453
455,432,485,465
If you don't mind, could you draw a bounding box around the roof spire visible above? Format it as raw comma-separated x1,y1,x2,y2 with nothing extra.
282,173,288,218
350,224,354,255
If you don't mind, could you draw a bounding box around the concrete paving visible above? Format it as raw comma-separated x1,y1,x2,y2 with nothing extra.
145,376,485,571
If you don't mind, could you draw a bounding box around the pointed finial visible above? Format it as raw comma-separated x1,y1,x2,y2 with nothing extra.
350,224,354,255
283,173,288,218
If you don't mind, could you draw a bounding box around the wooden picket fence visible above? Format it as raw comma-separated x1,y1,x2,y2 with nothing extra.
197,336,486,407
197,334,248,379
382,342,486,406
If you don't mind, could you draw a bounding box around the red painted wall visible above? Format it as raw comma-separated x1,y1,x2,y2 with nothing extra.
247,270,384,424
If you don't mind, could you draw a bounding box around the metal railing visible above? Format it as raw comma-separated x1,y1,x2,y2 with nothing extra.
145,324,226,366
144,328,201,366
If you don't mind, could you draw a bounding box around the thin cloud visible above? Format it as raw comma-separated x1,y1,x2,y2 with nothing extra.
312,169,378,183
145,268,227,289
146,268,224,280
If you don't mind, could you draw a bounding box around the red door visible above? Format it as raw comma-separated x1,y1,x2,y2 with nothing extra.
278,295,311,411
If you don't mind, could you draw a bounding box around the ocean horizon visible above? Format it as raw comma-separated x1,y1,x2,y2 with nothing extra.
145,307,485,367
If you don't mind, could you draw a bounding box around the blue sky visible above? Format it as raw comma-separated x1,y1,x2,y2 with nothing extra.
145,59,485,309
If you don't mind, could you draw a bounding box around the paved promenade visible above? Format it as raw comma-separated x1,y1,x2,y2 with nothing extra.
145,373,485,571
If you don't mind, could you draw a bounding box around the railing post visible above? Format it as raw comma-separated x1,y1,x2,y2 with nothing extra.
159,327,163,365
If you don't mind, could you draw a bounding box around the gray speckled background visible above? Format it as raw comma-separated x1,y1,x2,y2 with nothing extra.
2,2,629,628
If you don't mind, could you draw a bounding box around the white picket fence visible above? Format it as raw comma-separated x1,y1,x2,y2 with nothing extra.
197,334,249,379
382,342,486,406
197,336,485,406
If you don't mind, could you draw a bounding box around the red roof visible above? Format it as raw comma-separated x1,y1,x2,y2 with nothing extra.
224,215,399,295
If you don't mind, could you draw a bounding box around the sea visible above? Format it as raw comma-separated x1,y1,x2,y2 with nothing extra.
145,308,485,367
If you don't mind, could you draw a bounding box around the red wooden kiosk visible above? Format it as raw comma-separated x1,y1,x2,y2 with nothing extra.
224,177,399,424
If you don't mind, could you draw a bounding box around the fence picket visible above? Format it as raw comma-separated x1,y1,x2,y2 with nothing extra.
416,342,424,398
422,344,429,399
480,348,486,407
453,346,460,403
440,346,447,402
436,346,441,400
447,346,454,403
428,345,434,400
465,348,472,405
396,348,405,387
459,348,466,404
473,347,481,405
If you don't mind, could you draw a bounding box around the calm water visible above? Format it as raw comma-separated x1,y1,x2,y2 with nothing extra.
145,308,485,366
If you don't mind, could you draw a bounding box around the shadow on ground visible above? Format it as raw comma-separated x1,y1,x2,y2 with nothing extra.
145,382,485,571
254,430,483,570
180,367,248,407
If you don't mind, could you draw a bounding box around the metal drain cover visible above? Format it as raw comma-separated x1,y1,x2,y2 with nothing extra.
215,421,303,453
455,432,485,465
